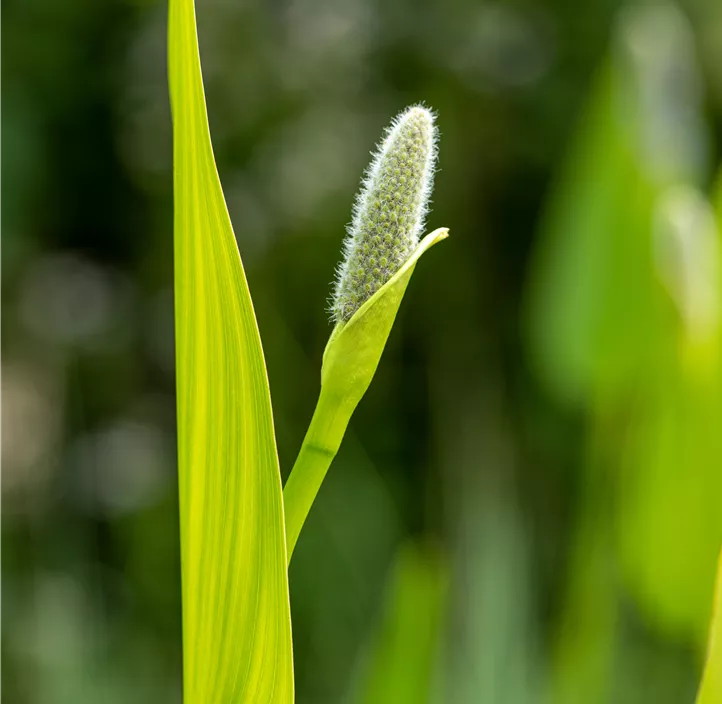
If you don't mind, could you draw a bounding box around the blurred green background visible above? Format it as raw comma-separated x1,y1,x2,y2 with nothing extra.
4,0,722,702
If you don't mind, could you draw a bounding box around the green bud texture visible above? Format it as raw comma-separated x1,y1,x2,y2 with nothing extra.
332,105,438,323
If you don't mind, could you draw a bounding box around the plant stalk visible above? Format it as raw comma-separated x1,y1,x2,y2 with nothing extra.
283,384,356,562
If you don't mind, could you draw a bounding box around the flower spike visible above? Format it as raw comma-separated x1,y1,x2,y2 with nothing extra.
332,105,438,323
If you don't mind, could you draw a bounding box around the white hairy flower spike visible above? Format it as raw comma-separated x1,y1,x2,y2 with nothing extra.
332,105,438,323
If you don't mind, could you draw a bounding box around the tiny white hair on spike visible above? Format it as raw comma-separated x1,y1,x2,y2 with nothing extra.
331,105,438,323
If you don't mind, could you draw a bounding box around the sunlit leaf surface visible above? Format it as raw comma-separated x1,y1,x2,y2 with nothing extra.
697,551,722,704
168,0,294,700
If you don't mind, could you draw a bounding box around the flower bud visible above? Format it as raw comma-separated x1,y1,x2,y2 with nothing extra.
332,106,438,323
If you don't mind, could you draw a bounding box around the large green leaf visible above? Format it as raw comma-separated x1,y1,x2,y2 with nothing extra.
168,0,294,701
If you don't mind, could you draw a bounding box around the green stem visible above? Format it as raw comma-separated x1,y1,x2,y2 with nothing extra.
283,230,449,563
283,384,356,563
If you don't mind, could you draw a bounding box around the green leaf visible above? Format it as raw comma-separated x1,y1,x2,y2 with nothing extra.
352,542,447,704
168,1,294,701
697,551,722,704
616,184,722,645
283,228,448,560
524,3,708,405
699,179,722,703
